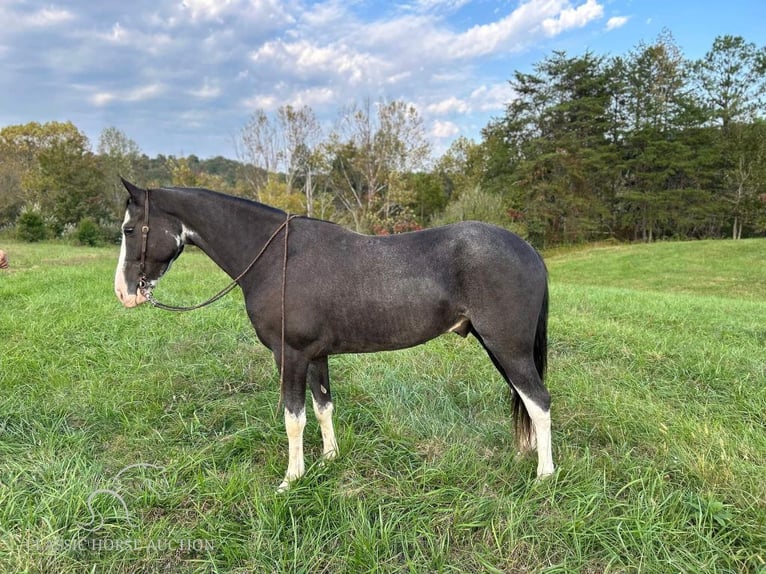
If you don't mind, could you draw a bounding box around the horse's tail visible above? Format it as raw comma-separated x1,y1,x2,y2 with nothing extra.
533,280,549,383
513,277,548,451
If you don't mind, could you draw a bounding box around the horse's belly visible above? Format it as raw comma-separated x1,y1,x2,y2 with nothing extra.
330,300,461,354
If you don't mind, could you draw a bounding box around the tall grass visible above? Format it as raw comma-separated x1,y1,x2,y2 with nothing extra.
1,238,764,573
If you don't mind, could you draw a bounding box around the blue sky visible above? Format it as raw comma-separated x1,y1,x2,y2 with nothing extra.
1,0,764,159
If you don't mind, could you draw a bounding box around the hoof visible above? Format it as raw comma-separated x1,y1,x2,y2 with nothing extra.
323,448,338,461
535,466,556,481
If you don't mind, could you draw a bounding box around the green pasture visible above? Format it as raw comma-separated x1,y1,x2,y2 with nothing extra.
0,238,764,573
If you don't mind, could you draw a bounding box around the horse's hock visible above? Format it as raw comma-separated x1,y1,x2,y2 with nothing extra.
0,250,8,270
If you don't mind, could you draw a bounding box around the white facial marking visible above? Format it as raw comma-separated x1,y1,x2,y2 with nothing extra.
115,210,137,307
114,208,147,308
312,397,338,460
278,408,306,492
514,388,555,478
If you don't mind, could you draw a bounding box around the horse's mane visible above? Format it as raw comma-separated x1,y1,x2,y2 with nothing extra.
158,185,287,217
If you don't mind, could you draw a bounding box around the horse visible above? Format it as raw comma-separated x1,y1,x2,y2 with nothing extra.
114,179,554,490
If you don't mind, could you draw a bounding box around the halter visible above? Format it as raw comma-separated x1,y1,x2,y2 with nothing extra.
136,189,297,312
137,188,151,290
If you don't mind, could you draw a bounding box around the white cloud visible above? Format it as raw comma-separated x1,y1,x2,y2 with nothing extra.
0,5,75,30
251,39,380,85
446,0,605,59
469,84,513,111
241,93,280,110
95,22,173,54
298,1,348,28
178,0,294,27
541,0,604,37
24,7,75,27
404,0,471,12
104,22,126,42
427,97,470,115
430,120,461,139
606,16,629,30
287,87,337,109
188,79,221,99
90,84,166,107
241,85,338,112
180,0,234,21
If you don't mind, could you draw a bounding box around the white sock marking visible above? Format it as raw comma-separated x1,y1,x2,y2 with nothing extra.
278,408,306,492
312,397,338,460
515,388,555,477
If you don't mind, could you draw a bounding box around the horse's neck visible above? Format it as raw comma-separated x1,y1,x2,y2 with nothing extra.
160,187,285,280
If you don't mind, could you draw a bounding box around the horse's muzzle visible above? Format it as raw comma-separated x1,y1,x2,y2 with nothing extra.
115,279,148,308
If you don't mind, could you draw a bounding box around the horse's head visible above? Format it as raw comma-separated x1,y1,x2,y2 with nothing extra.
114,179,186,308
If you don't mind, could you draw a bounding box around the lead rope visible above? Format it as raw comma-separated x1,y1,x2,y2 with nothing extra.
137,198,296,411
278,212,291,411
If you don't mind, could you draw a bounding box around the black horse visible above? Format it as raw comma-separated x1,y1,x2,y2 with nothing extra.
114,179,553,490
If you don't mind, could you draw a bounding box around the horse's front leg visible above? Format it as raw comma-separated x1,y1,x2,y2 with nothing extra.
276,347,309,492
308,357,338,460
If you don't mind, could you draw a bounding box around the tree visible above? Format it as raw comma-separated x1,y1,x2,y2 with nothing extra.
16,205,47,242
324,99,430,232
616,31,710,241
277,105,322,215
431,185,522,234
34,140,106,233
166,156,231,191
97,126,141,220
721,121,766,238
434,136,485,200
488,51,618,245
237,109,278,199
694,35,766,131
0,140,27,227
694,35,766,238
236,105,322,214
1,121,105,234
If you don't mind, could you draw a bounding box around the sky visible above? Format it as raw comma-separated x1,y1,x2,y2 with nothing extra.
1,0,764,160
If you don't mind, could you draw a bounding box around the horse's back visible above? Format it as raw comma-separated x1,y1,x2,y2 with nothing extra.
301,219,545,293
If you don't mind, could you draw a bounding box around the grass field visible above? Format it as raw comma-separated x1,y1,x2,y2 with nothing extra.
1,238,764,573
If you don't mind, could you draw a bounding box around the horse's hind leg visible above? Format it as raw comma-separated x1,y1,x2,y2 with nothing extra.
509,364,554,478
308,357,338,460
472,329,554,477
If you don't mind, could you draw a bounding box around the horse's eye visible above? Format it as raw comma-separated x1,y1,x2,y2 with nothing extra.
124,227,135,235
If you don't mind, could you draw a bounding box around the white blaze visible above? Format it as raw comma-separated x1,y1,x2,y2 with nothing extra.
114,209,146,308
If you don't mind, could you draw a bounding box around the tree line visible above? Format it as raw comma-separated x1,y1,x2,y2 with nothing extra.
1,31,764,247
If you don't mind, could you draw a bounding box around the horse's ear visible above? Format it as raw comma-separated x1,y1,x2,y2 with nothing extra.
120,177,145,199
